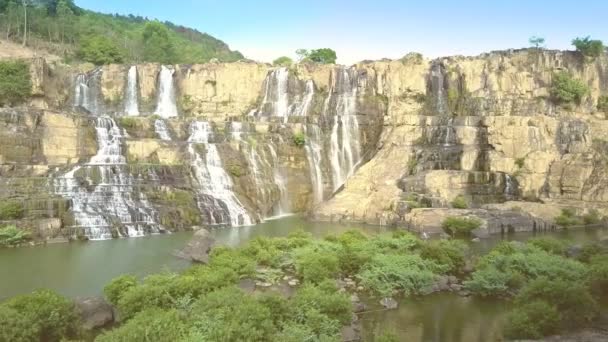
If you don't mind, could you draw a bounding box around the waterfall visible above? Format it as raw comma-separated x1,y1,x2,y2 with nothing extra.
154,119,172,141
230,121,244,141
253,68,314,120
328,68,361,191
504,173,517,200
304,124,324,204
444,117,456,146
55,118,162,240
124,66,140,116
188,121,252,227
74,68,104,115
154,66,179,118
430,62,448,115
295,80,315,116
268,144,290,215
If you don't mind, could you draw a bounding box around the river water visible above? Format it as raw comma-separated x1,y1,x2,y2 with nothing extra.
0,216,606,341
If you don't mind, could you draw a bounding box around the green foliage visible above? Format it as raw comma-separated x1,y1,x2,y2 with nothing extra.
77,35,124,65
598,95,608,113
104,274,138,305
273,56,293,66
290,280,352,326
582,209,602,225
2,289,79,341
450,195,469,209
0,200,24,220
528,36,545,49
555,208,584,227
572,36,605,58
550,71,589,105
0,225,31,247
117,117,138,129
514,157,525,169
142,21,176,64
588,254,608,296
292,132,306,147
0,306,38,342
504,300,560,339
305,48,337,64
441,216,481,237
0,60,32,107
96,308,189,342
293,242,340,283
418,239,467,274
357,254,440,296
528,237,567,255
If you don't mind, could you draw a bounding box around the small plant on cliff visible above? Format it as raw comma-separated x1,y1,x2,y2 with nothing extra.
0,225,31,247
572,36,605,58
118,117,138,129
550,72,589,105
451,195,469,209
0,200,24,220
441,216,481,237
292,132,306,147
0,60,32,107
597,95,608,113
273,56,293,66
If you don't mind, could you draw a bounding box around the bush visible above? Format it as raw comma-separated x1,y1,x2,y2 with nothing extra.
0,200,24,220
273,56,293,66
96,308,188,342
294,244,340,284
588,254,608,297
504,300,561,339
77,35,125,65
550,72,589,105
0,60,32,107
555,208,584,227
307,48,337,64
118,117,138,129
572,36,605,58
3,289,79,341
450,195,468,209
528,237,567,255
418,239,467,274
0,225,31,247
290,281,352,325
0,306,39,342
292,132,306,147
104,275,138,305
357,254,440,296
582,209,602,225
441,216,481,237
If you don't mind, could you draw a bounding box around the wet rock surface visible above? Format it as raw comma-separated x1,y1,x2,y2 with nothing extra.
74,297,114,330
174,228,215,263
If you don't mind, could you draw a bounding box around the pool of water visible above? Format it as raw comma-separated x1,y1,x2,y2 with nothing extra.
0,217,605,341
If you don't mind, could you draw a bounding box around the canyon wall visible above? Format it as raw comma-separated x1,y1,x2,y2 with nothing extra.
2,49,608,241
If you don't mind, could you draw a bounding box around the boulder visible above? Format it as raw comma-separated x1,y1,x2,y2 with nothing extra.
74,297,114,330
174,228,215,263
379,297,398,310
341,324,362,342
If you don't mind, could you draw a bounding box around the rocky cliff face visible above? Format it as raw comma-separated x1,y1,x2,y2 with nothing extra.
3,49,608,242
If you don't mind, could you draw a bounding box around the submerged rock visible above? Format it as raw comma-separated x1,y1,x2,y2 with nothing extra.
379,297,398,310
74,297,114,330
174,228,215,263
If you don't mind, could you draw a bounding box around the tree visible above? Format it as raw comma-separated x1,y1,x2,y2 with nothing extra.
77,35,124,65
273,56,293,66
572,36,604,58
142,21,176,64
56,0,74,44
0,60,31,106
550,72,589,105
295,48,309,62
529,36,545,49
308,48,337,64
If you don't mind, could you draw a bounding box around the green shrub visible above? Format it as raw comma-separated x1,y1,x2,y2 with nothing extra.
572,36,605,58
96,308,188,342
357,254,440,296
306,48,337,64
588,254,608,297
550,72,589,105
0,306,39,342
118,117,138,129
104,275,138,305
598,95,608,113
3,289,79,341
504,300,561,339
528,237,567,255
0,60,32,107
77,35,125,65
292,132,306,147
0,225,31,247
514,157,525,169
294,244,340,284
450,195,468,209
418,239,467,274
290,280,352,325
273,56,293,66
582,209,602,225
441,216,481,237
555,208,584,227
0,200,24,220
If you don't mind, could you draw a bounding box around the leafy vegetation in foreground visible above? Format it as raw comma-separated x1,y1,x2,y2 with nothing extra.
550,72,589,105
1,230,606,341
0,225,31,247
0,0,242,64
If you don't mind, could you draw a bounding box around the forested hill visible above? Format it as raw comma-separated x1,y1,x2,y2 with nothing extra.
0,0,244,64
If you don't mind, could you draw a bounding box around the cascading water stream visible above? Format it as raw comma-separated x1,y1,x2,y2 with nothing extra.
155,65,179,118
55,71,162,240
328,68,361,191
304,124,324,204
268,144,290,215
188,121,252,227
154,119,172,141
124,66,140,116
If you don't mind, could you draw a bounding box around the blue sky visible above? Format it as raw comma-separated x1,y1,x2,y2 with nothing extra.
76,0,608,64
